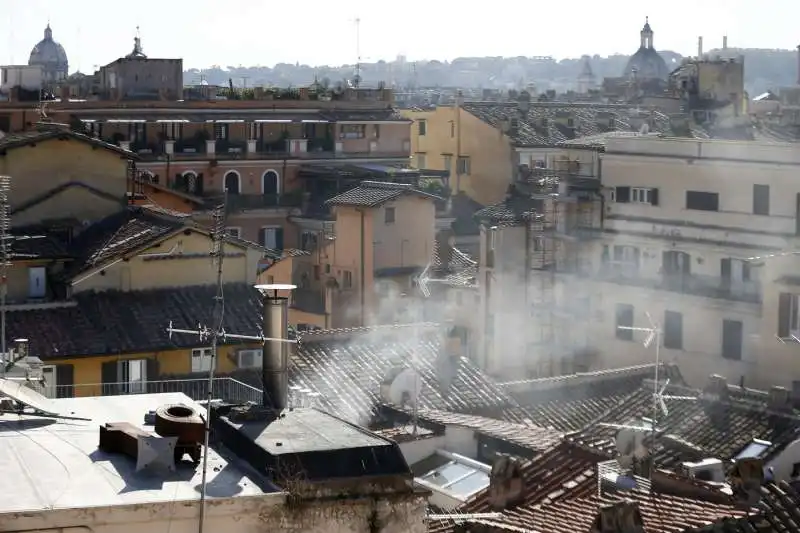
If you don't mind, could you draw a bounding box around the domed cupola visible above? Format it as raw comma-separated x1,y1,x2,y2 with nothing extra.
28,23,69,83
623,17,669,81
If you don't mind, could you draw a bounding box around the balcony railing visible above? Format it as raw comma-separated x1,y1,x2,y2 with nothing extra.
43,377,263,403
595,267,762,304
215,139,248,155
174,138,207,154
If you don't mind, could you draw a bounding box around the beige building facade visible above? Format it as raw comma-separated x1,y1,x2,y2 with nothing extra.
478,135,800,389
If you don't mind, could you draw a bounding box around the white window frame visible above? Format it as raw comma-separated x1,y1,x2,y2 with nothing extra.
260,225,281,249
416,153,427,169
191,347,215,373
631,187,652,204
442,154,453,172
237,349,262,369
118,359,147,393
226,227,242,239
261,169,281,195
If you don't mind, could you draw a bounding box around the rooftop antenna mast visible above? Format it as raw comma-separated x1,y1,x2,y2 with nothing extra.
354,17,362,88
0,175,10,377
164,191,298,533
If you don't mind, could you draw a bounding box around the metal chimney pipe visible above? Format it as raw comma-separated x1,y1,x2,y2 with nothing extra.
698,36,704,59
256,284,295,410
722,35,728,50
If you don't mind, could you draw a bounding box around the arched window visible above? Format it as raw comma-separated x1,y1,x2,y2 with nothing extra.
224,171,241,194
262,169,280,195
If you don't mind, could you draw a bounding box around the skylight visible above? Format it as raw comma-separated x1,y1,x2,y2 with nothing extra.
420,459,490,499
734,438,772,460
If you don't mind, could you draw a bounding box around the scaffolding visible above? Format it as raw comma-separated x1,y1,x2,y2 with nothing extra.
516,160,603,377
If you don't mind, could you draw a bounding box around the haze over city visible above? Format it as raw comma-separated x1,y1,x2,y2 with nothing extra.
4,0,799,70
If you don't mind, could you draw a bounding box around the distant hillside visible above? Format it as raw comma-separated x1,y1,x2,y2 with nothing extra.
184,48,798,96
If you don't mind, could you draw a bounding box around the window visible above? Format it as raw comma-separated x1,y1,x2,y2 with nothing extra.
662,250,691,275
664,311,683,350
442,154,453,172
721,319,743,360
615,303,634,341
342,270,353,289
226,227,241,238
686,190,719,211
720,258,751,287
118,359,147,393
224,171,240,194
631,187,658,205
416,153,427,169
612,186,659,205
418,120,427,136
457,156,471,175
28,266,46,299
777,292,800,339
260,226,284,250
341,124,366,139
753,184,770,215
213,123,229,140
385,206,396,224
237,349,262,369
300,231,318,251
191,348,214,373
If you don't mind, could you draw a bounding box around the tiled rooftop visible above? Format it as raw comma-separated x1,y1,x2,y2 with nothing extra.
413,408,563,453
283,324,525,424
499,363,680,432
0,127,137,158
570,379,800,468
7,283,263,359
325,180,441,208
462,102,675,147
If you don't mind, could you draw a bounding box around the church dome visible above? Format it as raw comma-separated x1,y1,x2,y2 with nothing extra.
29,24,69,81
623,18,669,81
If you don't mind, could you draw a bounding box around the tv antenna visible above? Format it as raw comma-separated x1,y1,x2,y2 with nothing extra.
600,312,697,478
163,192,297,533
416,261,476,298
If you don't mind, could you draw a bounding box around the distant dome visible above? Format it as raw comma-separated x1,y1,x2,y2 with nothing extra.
623,18,669,81
625,48,669,80
28,24,69,82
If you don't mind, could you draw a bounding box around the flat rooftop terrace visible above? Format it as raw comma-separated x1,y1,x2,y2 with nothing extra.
0,393,277,513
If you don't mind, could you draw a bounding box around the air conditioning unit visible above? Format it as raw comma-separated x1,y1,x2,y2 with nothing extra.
681,458,725,483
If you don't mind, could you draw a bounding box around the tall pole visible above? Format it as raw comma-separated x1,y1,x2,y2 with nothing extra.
0,176,11,377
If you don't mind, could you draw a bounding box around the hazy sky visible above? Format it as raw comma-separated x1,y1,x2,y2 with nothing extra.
4,0,798,72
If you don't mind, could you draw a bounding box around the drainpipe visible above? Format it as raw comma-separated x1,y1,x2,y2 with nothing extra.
360,208,366,325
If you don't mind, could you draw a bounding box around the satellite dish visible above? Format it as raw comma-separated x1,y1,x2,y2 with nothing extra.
615,428,650,471
381,367,422,408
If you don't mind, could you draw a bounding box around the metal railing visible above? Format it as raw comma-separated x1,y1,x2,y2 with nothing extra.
44,377,263,403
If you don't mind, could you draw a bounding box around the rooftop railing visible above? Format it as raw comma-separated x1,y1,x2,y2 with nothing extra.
44,377,263,403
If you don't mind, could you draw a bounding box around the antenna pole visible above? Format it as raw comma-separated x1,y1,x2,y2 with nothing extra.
0,176,11,377
198,190,227,533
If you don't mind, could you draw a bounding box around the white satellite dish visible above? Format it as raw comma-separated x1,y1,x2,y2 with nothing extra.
382,367,423,408
615,428,650,471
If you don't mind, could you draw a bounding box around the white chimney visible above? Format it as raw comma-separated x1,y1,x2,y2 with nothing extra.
698,36,704,58
723,35,728,50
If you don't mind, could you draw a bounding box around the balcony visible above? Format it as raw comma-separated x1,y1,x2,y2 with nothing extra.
594,267,762,304
215,139,248,155
43,377,263,402
222,192,303,212
174,138,207,155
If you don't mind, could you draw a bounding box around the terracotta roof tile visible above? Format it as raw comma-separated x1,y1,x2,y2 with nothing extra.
500,364,679,432
413,408,563,452
571,380,800,468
